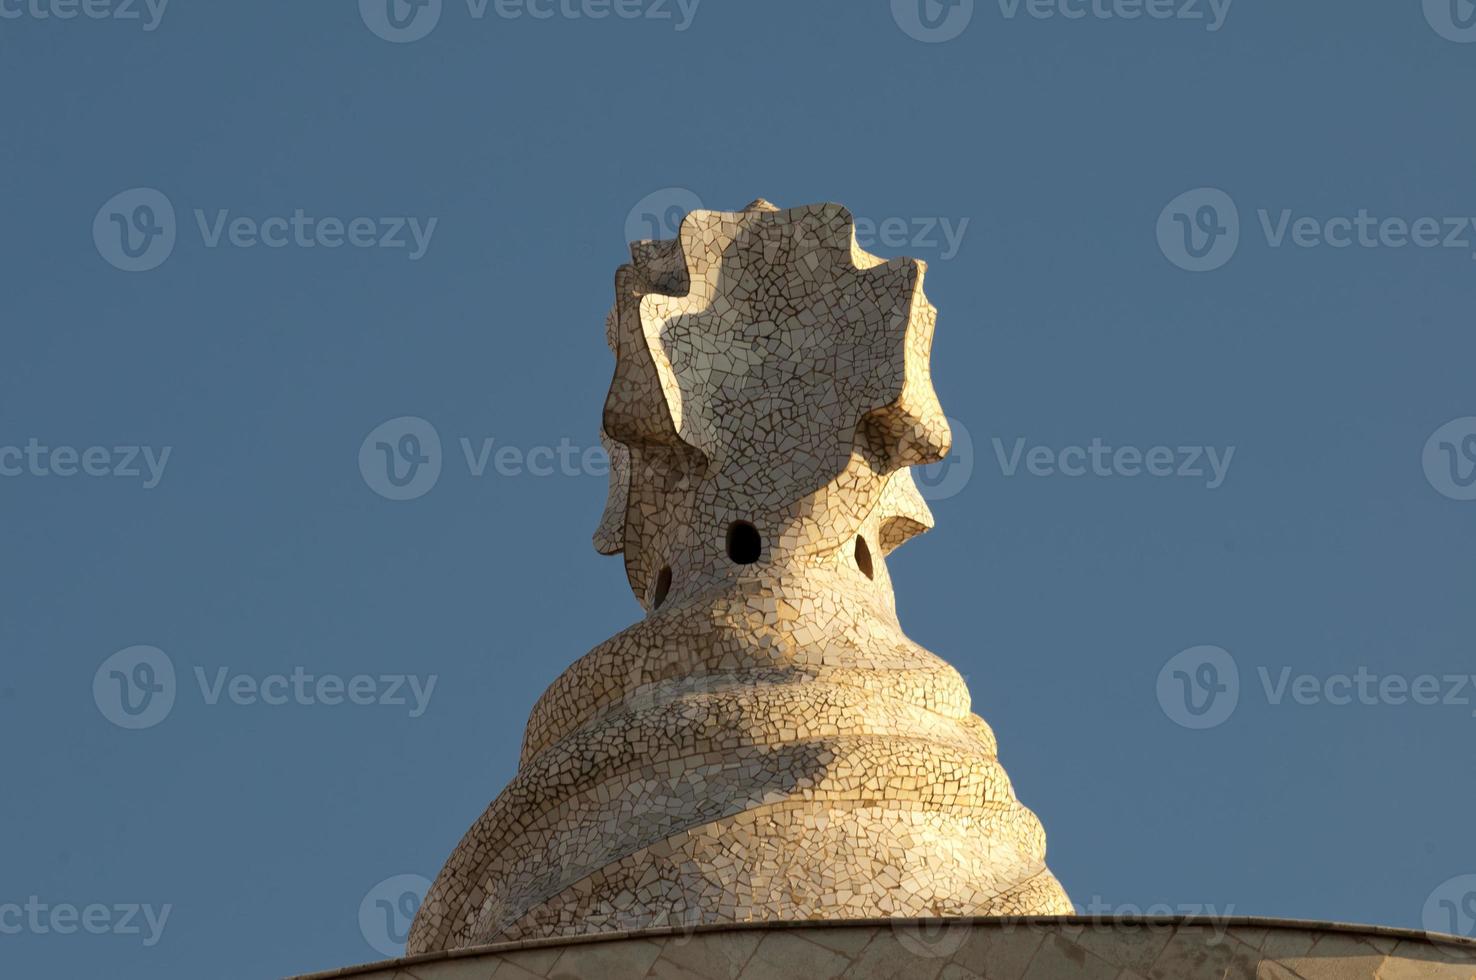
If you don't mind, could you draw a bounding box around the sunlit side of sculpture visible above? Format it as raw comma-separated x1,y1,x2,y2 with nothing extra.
408,199,1071,954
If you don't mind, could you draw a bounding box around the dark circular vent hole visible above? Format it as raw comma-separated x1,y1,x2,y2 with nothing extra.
726,521,762,565
854,536,874,580
652,566,672,608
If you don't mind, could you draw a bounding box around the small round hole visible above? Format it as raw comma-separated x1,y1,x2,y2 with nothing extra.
854,536,874,580
726,521,762,565
652,566,672,608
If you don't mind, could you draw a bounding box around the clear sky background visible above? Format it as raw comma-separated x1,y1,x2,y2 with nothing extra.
2,1,1475,977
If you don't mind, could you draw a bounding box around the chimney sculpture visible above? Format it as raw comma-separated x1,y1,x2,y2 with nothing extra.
408,200,1071,954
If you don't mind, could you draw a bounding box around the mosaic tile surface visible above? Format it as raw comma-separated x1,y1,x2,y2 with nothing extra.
408,200,1072,954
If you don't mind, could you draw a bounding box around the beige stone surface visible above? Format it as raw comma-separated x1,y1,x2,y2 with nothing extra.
408,200,1069,954
295,920,1476,980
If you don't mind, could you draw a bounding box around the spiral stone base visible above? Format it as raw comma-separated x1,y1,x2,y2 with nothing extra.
410,574,1072,952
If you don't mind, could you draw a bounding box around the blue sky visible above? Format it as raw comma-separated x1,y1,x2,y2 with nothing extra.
2,1,1474,976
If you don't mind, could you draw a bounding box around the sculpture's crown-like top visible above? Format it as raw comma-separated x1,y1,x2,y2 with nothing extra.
594,200,953,610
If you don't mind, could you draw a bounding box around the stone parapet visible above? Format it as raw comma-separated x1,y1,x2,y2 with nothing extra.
296,917,1476,980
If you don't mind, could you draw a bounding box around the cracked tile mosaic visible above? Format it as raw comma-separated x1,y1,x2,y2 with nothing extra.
408,200,1071,955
